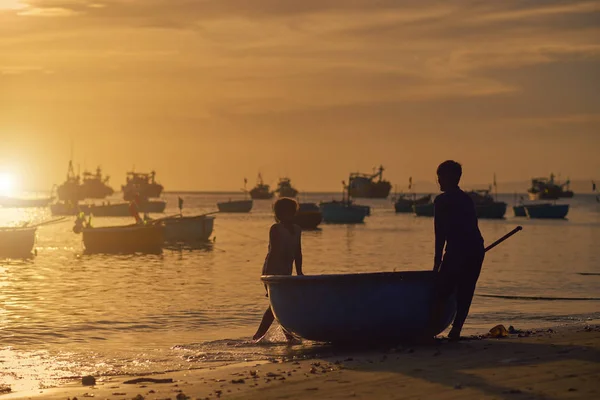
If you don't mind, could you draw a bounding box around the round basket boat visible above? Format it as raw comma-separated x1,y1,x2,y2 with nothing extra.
262,271,456,344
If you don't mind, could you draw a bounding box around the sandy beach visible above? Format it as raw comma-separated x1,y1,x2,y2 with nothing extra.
3,324,598,400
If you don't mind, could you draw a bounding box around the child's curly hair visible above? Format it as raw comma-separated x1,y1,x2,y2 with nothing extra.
273,197,299,222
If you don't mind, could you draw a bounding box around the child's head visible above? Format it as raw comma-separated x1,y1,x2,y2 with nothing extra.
437,160,462,192
274,197,299,223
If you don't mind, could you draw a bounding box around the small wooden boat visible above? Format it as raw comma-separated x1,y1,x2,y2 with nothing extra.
468,190,507,219
51,201,166,216
0,196,54,208
217,199,253,213
161,214,215,243
0,227,36,257
319,200,368,224
413,202,434,217
524,203,569,219
263,226,523,344
394,194,431,213
292,203,323,230
262,271,455,343
80,224,164,253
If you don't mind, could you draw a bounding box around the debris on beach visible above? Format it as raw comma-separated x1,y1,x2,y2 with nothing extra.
0,385,11,394
82,376,96,386
489,324,509,338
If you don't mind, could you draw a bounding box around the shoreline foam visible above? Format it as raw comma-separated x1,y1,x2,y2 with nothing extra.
3,323,598,400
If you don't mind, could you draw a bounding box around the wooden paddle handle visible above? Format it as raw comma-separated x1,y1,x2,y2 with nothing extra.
484,226,523,253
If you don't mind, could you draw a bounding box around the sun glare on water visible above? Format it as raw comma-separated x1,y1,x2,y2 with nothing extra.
0,172,15,196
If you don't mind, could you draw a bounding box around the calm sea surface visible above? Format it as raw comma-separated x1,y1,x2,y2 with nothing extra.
1,192,599,393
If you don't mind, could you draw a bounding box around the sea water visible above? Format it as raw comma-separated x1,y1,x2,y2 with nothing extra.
1,193,599,393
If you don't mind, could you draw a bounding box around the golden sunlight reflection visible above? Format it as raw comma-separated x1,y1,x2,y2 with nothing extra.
0,172,16,196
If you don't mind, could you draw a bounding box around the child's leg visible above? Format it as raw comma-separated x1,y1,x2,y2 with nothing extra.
449,254,484,339
253,307,275,341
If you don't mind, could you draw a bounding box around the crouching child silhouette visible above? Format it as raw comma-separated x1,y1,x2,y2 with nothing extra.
253,197,303,342
431,160,485,340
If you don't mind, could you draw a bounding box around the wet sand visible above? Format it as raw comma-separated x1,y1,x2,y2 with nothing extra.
4,324,599,400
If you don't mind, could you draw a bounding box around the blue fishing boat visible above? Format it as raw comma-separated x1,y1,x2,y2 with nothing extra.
319,200,367,223
525,203,569,219
262,271,455,343
413,202,434,216
468,190,507,219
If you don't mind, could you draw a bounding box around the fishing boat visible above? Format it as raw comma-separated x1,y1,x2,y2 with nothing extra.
263,227,522,344
51,200,166,216
468,190,507,219
0,196,54,208
413,202,434,217
80,167,114,199
161,214,215,243
320,200,368,224
249,174,274,199
0,227,36,257
524,203,569,219
320,181,369,223
56,160,83,201
217,199,253,213
513,205,527,217
122,171,164,201
263,271,455,343
394,194,432,213
78,223,165,253
275,177,298,198
217,179,254,212
292,203,322,230
348,165,392,199
528,174,574,200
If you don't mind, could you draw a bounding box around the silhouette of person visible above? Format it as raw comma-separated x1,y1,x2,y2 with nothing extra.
431,160,485,340
253,197,303,342
129,194,144,224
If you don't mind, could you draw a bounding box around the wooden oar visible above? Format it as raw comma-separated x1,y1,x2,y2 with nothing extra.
22,217,68,229
484,226,522,253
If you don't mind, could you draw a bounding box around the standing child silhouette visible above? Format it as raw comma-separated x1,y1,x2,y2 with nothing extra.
253,197,303,342
432,160,485,340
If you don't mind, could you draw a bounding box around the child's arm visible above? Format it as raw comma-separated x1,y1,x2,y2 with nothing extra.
433,197,446,272
295,232,303,275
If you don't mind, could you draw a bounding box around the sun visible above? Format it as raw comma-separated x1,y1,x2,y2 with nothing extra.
0,172,15,196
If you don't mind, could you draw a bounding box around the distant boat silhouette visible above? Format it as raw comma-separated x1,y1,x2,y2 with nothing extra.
249,173,274,200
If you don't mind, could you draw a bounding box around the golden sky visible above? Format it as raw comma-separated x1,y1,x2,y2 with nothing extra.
1,0,599,192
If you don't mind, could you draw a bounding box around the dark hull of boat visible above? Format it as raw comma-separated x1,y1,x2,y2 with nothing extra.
51,201,166,216
217,200,253,213
123,185,164,201
394,195,432,213
82,225,164,253
475,203,507,219
413,203,434,217
320,202,367,224
249,189,274,200
293,211,323,230
163,215,214,243
525,204,569,219
513,205,527,217
262,271,456,344
277,188,298,198
348,181,392,199
0,197,53,208
0,227,36,257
